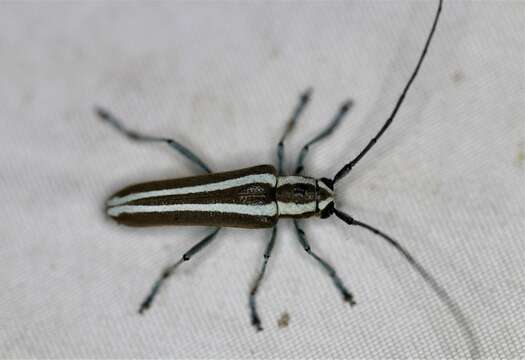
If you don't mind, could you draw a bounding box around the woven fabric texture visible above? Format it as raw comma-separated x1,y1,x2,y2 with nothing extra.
1,2,524,358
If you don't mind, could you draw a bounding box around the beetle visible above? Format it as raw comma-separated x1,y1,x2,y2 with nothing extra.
96,0,443,331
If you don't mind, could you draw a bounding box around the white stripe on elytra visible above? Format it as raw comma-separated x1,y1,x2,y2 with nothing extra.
277,201,316,215
108,203,278,217
276,176,315,187
107,173,276,206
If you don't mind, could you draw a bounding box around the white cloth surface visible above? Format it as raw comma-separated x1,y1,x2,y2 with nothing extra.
1,1,524,358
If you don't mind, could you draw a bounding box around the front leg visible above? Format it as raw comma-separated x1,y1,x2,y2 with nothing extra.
294,220,356,305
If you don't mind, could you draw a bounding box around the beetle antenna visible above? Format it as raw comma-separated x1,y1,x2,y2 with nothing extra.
333,208,480,357
334,208,436,285
333,0,442,184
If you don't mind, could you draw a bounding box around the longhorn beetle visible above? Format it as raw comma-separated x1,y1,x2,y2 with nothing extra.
96,0,443,331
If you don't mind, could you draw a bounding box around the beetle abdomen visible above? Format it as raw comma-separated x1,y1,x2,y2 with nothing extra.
106,165,278,229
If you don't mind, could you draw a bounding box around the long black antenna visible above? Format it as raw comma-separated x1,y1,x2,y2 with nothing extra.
334,208,480,357
333,0,443,184
334,209,445,292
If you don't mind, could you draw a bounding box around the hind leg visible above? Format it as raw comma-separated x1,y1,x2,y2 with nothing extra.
95,106,211,173
139,228,221,314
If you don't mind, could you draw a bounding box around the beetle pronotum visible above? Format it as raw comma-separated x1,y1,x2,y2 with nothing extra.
97,0,443,331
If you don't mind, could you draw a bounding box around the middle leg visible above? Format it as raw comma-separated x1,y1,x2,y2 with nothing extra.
249,226,278,331
276,88,312,175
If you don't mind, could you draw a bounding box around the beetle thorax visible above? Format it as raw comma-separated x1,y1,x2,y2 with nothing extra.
276,176,335,218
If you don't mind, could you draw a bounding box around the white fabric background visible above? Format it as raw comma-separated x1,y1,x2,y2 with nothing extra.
1,1,524,358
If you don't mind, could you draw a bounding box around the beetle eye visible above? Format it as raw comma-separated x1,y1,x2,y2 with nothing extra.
320,201,335,218
319,177,334,191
